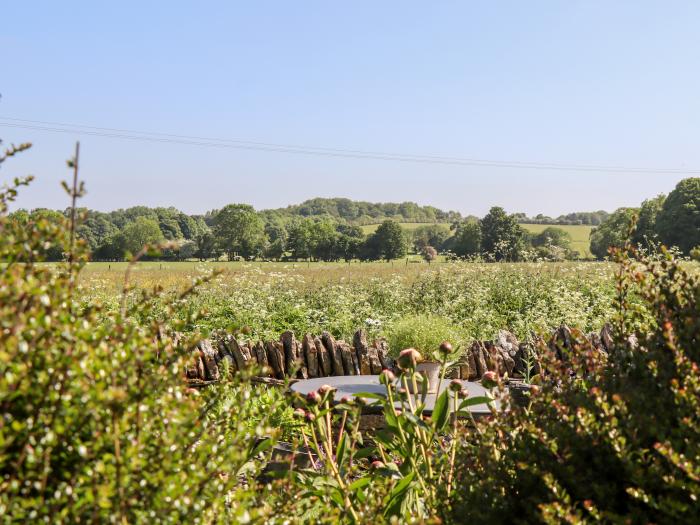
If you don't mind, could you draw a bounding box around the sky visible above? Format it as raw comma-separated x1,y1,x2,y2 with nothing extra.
2,1,700,217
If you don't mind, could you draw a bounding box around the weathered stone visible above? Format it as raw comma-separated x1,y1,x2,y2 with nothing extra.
295,340,308,379
339,341,356,375
549,324,573,360
218,339,238,372
198,339,220,381
228,337,251,371
466,346,478,379
376,339,395,371
281,331,298,375
484,341,504,374
253,341,270,375
302,334,319,378
470,341,488,378
497,330,519,356
322,331,345,376
367,346,383,374
265,340,285,379
315,336,331,376
353,329,372,375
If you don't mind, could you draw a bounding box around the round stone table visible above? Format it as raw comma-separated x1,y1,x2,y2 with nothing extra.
290,375,498,417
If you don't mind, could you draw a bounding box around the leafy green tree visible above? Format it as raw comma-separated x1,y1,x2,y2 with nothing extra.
366,220,408,260
449,220,482,257
480,207,525,261
194,231,219,260
655,177,700,254
308,218,339,261
77,212,118,252
632,194,665,248
93,232,126,260
155,207,183,240
589,208,637,259
212,204,265,260
122,216,164,255
286,218,314,260
412,224,450,252
335,224,365,261
531,227,571,249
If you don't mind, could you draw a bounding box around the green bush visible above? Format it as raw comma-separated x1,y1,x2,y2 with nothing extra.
385,314,465,356
0,152,277,523
450,246,700,523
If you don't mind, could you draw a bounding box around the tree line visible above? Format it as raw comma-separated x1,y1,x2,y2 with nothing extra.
7,178,698,262
589,177,700,258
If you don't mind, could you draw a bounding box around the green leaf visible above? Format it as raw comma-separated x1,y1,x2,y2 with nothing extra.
349,476,371,492
354,447,375,460
459,395,493,408
384,471,416,517
432,390,450,431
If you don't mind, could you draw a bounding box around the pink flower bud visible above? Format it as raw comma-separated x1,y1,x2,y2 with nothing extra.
305,412,316,422
318,384,336,395
448,379,462,392
340,395,353,405
306,390,321,404
439,341,453,355
370,460,385,470
379,369,396,385
481,371,498,389
293,408,306,419
397,348,422,370
459,388,469,399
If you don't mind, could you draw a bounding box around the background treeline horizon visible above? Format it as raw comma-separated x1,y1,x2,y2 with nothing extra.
7,178,699,262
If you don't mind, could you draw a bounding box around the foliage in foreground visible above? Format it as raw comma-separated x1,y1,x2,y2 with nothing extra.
451,246,700,523
2,142,698,523
0,169,280,522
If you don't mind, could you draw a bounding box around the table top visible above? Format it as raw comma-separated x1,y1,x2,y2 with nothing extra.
290,375,498,416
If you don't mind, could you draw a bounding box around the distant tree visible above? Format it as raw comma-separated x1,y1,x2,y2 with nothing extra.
335,224,365,261
308,218,339,261
366,220,408,260
77,213,118,252
632,194,665,249
531,227,574,261
531,227,572,249
194,232,219,261
449,220,482,257
212,204,265,260
480,207,525,261
155,208,183,240
286,218,314,260
122,216,164,255
422,245,438,263
412,224,451,252
94,232,126,261
589,208,637,259
655,178,700,254
178,240,198,260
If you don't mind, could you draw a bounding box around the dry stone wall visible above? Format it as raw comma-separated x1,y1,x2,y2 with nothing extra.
185,324,617,384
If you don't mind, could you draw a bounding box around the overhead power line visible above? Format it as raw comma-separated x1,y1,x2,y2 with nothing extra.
1,116,698,174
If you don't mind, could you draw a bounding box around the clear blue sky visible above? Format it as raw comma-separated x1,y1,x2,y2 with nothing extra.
2,1,699,217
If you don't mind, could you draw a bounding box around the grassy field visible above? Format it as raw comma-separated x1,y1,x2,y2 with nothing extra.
360,222,443,234
359,222,593,257
76,259,619,347
520,223,593,258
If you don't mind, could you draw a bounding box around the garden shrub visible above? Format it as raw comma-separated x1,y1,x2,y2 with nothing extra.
450,246,700,524
385,314,465,356
0,165,277,522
